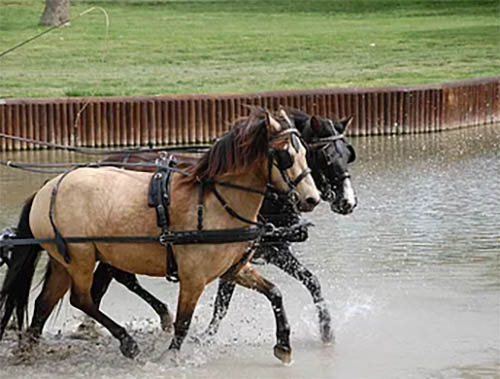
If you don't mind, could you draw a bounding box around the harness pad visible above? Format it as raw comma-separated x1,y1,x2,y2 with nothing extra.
148,156,179,282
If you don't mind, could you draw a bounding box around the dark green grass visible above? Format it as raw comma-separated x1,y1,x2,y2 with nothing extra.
0,0,498,98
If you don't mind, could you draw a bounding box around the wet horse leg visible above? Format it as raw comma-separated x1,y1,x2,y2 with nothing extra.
203,279,236,337
70,285,140,358
66,247,140,359
168,281,204,351
267,246,334,344
90,263,114,307
92,263,173,332
232,264,292,364
26,258,71,341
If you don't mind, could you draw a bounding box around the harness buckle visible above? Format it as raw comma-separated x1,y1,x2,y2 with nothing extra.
159,231,174,245
197,204,204,231
288,190,300,205
263,223,277,235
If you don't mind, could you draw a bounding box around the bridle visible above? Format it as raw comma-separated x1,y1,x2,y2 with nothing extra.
200,127,313,229
307,120,352,203
266,128,312,205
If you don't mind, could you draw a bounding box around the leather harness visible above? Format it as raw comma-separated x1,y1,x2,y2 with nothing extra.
148,156,178,282
1,129,315,283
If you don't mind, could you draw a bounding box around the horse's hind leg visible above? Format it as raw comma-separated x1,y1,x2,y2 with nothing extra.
70,283,140,358
268,247,333,344
67,251,139,358
28,258,71,339
98,264,174,333
232,264,292,364
203,279,236,337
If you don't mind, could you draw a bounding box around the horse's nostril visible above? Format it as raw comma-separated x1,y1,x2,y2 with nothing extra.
306,197,320,206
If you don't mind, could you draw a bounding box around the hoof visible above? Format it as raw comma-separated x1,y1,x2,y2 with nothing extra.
19,330,39,347
320,322,335,345
159,310,174,334
120,336,140,359
317,302,334,344
273,344,292,364
13,332,39,361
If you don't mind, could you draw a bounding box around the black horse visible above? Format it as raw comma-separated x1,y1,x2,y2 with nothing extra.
88,108,357,343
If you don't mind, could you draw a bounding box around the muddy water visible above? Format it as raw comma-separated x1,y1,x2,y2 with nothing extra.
0,125,499,379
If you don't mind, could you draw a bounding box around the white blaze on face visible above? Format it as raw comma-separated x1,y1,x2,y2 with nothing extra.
343,177,356,207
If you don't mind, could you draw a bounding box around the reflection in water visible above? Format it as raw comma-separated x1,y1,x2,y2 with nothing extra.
0,124,499,378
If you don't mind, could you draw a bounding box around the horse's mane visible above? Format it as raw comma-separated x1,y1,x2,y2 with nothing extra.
99,108,294,183
185,109,270,183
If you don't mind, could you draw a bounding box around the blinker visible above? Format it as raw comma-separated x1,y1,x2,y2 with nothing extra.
291,134,300,152
274,149,294,170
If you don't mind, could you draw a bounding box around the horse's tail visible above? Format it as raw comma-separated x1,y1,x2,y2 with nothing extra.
0,194,42,339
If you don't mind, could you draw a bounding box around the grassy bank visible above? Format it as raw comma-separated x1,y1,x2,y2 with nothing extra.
0,0,499,98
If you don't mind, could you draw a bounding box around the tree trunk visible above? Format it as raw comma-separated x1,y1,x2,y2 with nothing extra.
40,0,70,26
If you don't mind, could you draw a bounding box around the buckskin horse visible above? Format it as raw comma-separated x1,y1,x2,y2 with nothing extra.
88,107,357,343
0,109,320,363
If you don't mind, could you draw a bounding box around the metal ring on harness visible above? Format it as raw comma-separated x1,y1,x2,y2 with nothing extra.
288,190,300,206
0,227,17,268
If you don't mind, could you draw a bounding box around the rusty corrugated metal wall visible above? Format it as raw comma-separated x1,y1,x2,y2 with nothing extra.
0,77,498,151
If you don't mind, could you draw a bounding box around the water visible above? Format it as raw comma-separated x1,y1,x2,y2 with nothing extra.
0,125,499,378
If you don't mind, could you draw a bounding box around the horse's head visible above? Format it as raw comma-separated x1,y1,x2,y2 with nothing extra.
299,113,357,215
191,108,320,212
266,110,320,212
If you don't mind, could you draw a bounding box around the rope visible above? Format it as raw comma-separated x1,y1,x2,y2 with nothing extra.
0,7,108,59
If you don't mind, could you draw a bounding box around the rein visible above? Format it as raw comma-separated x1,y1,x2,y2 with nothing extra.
0,159,191,176
0,133,210,155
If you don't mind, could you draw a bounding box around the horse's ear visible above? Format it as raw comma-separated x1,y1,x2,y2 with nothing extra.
266,112,282,133
338,116,354,133
310,116,321,131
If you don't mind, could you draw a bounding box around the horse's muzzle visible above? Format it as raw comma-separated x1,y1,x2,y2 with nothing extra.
330,196,357,215
298,196,320,212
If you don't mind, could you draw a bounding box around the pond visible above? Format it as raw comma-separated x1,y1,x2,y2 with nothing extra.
0,124,499,379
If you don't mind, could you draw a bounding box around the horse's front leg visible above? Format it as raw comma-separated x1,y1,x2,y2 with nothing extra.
203,279,236,337
168,281,204,351
232,264,292,364
267,244,334,344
